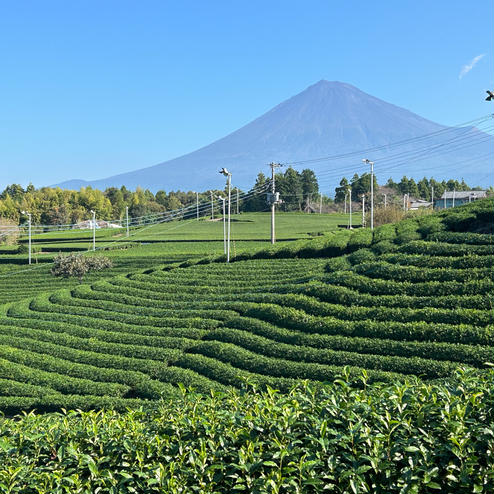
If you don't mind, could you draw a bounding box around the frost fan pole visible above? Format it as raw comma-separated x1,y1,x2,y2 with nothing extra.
270,162,282,244
91,210,96,251
219,168,232,262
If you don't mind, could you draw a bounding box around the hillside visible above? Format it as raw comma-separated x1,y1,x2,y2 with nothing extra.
0,199,492,493
0,198,492,413
53,81,494,191
0,212,351,304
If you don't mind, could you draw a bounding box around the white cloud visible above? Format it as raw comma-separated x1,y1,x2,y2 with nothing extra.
459,54,485,79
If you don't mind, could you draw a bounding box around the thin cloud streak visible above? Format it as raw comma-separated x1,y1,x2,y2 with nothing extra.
459,54,485,79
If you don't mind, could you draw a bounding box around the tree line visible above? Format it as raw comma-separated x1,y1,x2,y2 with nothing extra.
0,171,486,226
0,167,326,225
334,174,484,203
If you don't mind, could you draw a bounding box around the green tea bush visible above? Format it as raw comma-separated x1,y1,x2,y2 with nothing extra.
348,248,376,265
427,231,493,245
417,215,445,236
371,239,399,254
395,219,422,244
372,222,396,242
347,228,373,251
0,369,491,493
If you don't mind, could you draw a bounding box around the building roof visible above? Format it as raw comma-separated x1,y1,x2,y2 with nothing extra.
440,190,486,199
410,201,432,208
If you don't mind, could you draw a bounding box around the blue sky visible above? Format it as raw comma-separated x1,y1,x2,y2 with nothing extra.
1,0,492,188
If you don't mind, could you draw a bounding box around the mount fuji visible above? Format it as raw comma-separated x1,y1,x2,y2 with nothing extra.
54,80,493,192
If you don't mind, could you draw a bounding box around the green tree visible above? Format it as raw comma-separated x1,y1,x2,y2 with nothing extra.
417,178,430,200
279,167,303,211
335,177,349,203
243,173,268,212
300,169,319,206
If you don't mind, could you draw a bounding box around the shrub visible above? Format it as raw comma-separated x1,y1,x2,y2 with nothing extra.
17,244,41,254
0,217,19,245
395,219,422,244
348,248,376,265
51,254,113,283
373,223,397,243
372,240,399,254
347,228,373,251
417,215,445,236
369,206,404,227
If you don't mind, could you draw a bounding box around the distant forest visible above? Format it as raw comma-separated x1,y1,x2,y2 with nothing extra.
0,170,486,226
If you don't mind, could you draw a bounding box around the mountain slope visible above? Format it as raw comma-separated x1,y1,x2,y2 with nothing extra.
55,81,493,192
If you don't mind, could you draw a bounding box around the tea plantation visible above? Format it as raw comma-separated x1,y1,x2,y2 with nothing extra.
0,212,351,303
0,199,492,492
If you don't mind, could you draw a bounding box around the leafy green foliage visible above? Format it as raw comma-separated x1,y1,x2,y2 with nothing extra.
0,370,492,493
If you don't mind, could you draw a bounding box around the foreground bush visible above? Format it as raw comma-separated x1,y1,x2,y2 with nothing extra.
0,368,492,493
51,253,113,283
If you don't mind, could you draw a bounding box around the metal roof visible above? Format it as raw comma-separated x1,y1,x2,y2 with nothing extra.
439,190,486,199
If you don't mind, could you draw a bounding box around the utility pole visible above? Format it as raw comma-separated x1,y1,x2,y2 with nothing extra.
210,191,214,220
217,196,226,254
269,162,282,244
431,186,434,209
319,194,322,214
236,188,239,215
91,210,96,251
403,194,408,212
219,168,232,262
344,194,347,214
362,195,365,227
348,188,352,229
125,206,129,237
363,159,375,230
383,193,387,209
21,211,32,264
196,192,199,220
452,189,455,208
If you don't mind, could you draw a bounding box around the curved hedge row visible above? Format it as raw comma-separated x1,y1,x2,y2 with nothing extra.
322,271,494,297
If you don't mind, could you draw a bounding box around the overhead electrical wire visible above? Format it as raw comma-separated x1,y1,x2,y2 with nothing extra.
282,113,494,167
